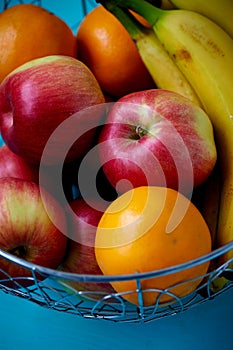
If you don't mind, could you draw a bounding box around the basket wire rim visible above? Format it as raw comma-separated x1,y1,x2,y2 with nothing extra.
0,241,232,283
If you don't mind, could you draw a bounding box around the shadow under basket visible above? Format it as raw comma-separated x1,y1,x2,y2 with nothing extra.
0,242,232,324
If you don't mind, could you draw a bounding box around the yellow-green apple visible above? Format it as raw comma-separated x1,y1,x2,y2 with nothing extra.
0,144,39,182
0,177,67,285
0,55,105,165
60,197,115,298
98,89,217,195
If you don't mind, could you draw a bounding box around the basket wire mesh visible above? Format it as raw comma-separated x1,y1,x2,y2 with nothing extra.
0,0,233,323
0,241,232,323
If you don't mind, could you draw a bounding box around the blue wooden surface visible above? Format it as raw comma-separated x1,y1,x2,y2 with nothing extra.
0,288,232,349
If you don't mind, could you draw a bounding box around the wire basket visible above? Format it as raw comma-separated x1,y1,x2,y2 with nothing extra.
0,243,232,323
0,0,233,324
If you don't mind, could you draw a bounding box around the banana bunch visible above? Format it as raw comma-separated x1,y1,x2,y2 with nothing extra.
97,0,233,280
103,5,202,106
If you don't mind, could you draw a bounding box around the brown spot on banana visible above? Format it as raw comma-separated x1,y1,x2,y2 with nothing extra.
173,49,192,61
179,23,225,58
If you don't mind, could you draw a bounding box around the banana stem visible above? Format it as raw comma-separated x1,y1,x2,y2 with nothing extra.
101,2,146,40
97,0,164,26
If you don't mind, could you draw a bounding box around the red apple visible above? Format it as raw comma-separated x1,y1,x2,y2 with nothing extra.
60,197,115,299
0,144,39,182
98,89,217,195
0,177,67,285
0,55,105,165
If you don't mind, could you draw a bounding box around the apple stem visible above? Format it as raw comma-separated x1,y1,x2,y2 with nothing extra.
136,125,147,138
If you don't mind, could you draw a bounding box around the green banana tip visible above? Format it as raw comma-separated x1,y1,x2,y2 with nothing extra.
95,0,163,26
95,0,145,38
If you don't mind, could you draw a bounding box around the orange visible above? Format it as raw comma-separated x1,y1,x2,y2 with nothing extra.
76,5,155,98
95,186,212,306
0,4,77,83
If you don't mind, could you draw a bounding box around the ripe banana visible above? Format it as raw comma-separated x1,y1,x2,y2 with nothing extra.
99,0,233,266
200,161,221,247
194,160,230,294
101,5,202,106
148,7,233,266
136,29,201,105
169,0,233,39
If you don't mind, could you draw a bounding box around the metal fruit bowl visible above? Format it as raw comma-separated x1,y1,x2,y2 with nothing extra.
0,0,232,324
0,243,232,323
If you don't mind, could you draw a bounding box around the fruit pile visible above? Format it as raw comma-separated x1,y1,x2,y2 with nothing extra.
0,0,232,308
